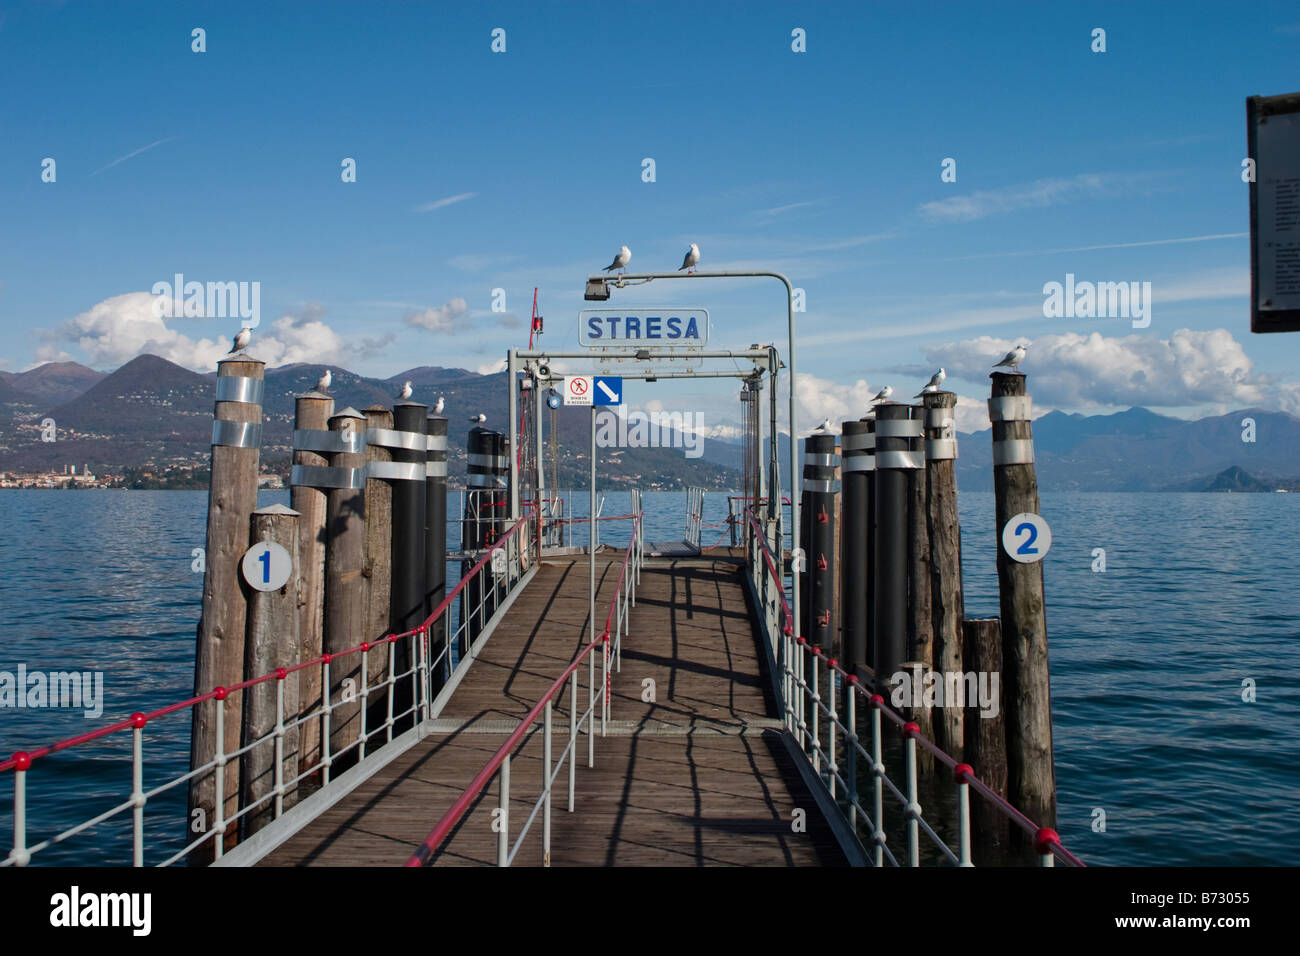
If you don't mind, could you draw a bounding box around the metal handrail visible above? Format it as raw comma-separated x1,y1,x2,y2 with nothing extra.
406,512,643,867
742,507,1082,868
2,510,541,868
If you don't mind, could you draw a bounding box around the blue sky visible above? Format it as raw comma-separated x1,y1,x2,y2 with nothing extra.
2,0,1298,433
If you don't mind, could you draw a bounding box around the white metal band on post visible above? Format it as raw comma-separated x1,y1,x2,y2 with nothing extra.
925,408,955,430
992,439,1035,465
214,375,265,405
842,455,875,473
805,453,839,467
874,449,925,470
293,429,365,453
212,420,262,448
988,395,1033,422
842,432,875,451
366,428,427,451
925,438,958,460
468,453,508,468
801,478,841,493
425,461,447,478
426,434,447,451
366,461,426,482
874,419,924,438
289,464,367,489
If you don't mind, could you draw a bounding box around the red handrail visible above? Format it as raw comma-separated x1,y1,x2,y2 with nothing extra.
405,513,641,866
743,508,1083,867
2,510,538,775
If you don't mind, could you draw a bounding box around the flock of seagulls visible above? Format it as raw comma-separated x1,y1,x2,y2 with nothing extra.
602,242,701,275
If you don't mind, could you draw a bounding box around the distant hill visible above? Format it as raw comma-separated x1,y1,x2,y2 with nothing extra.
6,361,106,402
1164,465,1294,492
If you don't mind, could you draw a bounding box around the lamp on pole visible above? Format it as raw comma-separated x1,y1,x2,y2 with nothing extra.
583,269,801,642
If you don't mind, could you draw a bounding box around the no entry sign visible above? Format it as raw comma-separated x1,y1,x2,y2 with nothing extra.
564,375,593,405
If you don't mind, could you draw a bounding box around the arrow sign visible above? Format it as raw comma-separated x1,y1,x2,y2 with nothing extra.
593,376,623,406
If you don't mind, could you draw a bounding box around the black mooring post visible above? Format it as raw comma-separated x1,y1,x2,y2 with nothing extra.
802,433,838,651
865,415,876,674
840,418,872,671
390,401,427,729
463,426,494,652
425,414,448,695
872,403,922,680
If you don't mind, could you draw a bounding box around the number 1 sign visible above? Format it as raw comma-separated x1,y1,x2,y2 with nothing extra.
1002,512,1052,564
241,541,293,591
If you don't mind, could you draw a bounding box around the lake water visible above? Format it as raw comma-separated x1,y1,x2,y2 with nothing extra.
1,489,1297,866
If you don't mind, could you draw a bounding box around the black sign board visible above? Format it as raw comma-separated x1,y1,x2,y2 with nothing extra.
1248,92,1300,333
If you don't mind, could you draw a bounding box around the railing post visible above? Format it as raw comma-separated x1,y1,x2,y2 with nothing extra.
273,680,285,819
588,645,595,768
955,764,973,867
321,658,333,785
846,684,859,831
544,698,553,867
386,640,397,744
497,755,510,867
810,649,821,772
11,754,29,867
601,634,609,736
359,645,370,761
568,671,578,812
904,723,920,867
827,661,839,799
871,699,884,867
128,719,146,866
213,693,226,859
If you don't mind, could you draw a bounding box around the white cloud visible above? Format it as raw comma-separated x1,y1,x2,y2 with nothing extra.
919,173,1137,224
413,192,477,213
924,329,1300,413
476,358,507,375
53,291,351,371
404,298,470,332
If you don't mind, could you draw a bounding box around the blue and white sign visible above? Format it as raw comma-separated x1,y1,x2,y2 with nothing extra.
1001,512,1052,563
579,308,709,347
593,376,623,405
241,541,293,591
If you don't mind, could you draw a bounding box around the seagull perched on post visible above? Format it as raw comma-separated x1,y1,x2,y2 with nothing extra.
814,418,832,433
227,327,251,354
871,385,893,403
469,413,487,424
603,245,631,274
915,368,946,396
315,369,332,392
399,381,413,400
679,243,700,273
434,396,445,415
993,344,1028,371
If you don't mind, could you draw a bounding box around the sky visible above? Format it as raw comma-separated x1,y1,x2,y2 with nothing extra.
1,0,1298,435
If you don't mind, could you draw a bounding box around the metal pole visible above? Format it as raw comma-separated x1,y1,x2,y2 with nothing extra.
497,754,510,867
543,698,552,867
590,404,596,651
508,350,519,522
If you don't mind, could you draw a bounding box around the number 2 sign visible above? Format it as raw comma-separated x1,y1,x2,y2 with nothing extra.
1002,513,1051,564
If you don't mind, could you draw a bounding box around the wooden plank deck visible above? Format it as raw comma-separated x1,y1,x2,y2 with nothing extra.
259,553,849,867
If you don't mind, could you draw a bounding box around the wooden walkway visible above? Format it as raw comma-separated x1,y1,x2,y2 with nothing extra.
259,553,849,867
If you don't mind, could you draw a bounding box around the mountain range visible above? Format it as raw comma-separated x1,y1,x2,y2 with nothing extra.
2,355,1298,492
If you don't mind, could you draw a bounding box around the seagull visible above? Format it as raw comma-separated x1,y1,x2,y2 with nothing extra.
434,396,445,415
603,245,631,274
871,385,893,403
227,327,251,354
679,243,700,273
469,413,486,424
315,369,332,392
915,368,946,397
814,418,832,432
993,344,1028,371
399,381,412,400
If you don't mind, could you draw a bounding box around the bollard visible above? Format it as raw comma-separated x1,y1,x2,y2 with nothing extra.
801,433,839,651
924,390,965,760
290,390,333,785
189,355,264,862
425,414,449,694
362,405,394,729
322,407,367,774
872,403,923,679
241,504,301,836
989,371,1056,832
388,400,429,730
839,418,872,672
962,617,1009,850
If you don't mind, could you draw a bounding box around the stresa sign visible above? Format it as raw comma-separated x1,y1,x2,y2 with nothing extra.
578,309,709,347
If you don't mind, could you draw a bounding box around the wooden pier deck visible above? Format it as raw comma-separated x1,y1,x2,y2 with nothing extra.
259,552,849,867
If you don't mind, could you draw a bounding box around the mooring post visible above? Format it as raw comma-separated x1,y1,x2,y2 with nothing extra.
802,432,838,651
240,504,301,837
872,402,922,680
189,355,264,862
839,418,872,673
923,390,965,760
989,371,1057,831
323,407,367,773
362,405,394,729
389,400,429,730
464,426,494,651
291,390,332,786
425,413,449,695
962,617,1009,850
905,403,935,770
